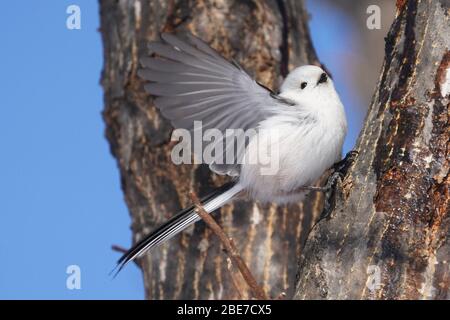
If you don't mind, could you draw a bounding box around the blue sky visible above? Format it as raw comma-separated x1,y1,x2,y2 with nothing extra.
0,1,364,299
0,1,143,299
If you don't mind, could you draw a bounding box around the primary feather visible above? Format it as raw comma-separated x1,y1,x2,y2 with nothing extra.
139,32,293,176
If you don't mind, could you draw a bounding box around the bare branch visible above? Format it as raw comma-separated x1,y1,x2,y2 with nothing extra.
190,192,269,300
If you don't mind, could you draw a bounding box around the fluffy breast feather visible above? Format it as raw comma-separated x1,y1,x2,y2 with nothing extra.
239,107,345,203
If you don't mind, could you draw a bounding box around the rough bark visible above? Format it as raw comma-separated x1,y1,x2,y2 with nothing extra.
295,0,450,299
99,0,321,299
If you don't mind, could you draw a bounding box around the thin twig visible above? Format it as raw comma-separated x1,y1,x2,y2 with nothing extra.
190,192,268,300
226,258,244,299
111,244,128,254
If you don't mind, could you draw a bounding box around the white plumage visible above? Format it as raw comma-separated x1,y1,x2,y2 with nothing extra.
240,65,347,203
115,33,347,272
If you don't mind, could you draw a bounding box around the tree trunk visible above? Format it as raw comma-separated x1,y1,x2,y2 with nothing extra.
99,0,321,299
295,0,450,299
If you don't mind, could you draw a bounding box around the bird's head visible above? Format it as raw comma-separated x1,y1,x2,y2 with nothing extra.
279,65,336,104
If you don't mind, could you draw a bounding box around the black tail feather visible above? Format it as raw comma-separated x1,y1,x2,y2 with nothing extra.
113,181,236,276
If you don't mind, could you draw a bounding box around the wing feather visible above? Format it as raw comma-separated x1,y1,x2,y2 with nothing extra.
138,69,230,83
140,32,290,176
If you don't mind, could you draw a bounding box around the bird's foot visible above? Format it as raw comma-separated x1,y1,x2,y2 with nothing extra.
320,150,358,220
299,171,343,193
331,150,359,177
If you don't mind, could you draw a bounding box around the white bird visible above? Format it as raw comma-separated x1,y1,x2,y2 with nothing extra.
115,32,347,272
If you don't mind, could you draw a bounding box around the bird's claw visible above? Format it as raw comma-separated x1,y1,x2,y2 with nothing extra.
332,150,359,174
320,150,358,220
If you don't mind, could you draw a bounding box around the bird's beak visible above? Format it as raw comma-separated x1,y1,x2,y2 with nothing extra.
317,73,328,85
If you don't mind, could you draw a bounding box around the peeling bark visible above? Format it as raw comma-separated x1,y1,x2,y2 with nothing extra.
295,0,450,299
99,0,321,299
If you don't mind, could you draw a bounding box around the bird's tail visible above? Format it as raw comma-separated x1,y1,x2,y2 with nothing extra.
114,181,243,274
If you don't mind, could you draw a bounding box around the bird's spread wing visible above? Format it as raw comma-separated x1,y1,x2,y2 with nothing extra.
139,32,292,176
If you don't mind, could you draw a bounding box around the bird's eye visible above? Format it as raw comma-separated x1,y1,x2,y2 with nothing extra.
300,82,307,89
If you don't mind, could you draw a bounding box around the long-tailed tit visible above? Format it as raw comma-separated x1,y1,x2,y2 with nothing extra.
115,33,347,272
